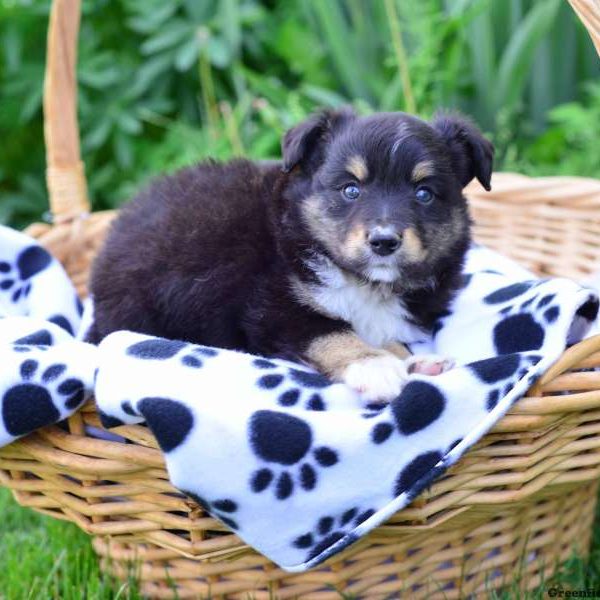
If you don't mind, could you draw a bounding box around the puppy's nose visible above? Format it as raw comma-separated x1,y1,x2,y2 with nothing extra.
368,229,402,256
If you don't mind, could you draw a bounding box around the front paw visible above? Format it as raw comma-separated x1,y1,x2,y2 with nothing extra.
342,354,408,403
405,354,455,376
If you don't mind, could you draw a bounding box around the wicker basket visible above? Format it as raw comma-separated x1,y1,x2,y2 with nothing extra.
1,0,600,598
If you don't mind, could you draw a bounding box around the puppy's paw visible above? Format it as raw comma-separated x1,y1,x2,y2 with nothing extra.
342,354,408,403
406,354,455,376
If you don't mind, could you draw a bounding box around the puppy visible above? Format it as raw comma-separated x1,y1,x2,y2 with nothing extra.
89,108,493,402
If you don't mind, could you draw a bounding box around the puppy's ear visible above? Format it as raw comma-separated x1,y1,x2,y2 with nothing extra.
281,108,356,174
431,112,494,191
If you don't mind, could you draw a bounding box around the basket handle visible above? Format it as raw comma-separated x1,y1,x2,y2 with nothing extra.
568,0,600,56
43,0,89,223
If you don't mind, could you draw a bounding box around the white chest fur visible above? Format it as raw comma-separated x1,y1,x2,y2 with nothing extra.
301,261,425,347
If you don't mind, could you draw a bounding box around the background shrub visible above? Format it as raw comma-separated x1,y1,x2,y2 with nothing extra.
0,0,598,228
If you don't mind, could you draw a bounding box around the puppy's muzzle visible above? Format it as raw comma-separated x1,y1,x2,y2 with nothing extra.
367,227,402,257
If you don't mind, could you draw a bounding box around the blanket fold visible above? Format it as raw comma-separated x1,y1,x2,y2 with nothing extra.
0,224,597,571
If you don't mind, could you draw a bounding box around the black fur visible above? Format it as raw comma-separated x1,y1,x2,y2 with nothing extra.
89,109,493,363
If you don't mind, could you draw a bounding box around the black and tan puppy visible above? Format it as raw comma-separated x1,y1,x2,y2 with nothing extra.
89,108,493,401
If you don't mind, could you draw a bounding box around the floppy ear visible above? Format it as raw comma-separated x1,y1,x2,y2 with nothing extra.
281,108,356,174
431,112,494,191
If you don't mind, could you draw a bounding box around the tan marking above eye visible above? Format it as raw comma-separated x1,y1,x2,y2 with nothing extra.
411,160,434,183
346,155,369,182
403,227,426,261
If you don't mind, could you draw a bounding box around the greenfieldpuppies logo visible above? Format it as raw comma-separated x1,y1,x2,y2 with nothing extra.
548,588,600,598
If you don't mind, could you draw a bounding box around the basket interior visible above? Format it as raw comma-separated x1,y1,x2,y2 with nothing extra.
0,173,597,599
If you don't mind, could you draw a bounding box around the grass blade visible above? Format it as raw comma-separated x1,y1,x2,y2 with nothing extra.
384,0,416,114
307,0,371,101
496,0,561,112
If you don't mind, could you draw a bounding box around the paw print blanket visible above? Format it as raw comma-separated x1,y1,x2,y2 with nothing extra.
0,224,598,572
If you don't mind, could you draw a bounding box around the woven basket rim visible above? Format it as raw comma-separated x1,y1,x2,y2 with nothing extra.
2,2,599,597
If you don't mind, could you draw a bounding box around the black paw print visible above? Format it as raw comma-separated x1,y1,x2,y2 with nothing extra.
12,344,49,354
48,315,75,336
248,410,339,500
369,380,448,446
13,329,53,347
253,359,331,411
0,245,52,303
1,359,86,437
182,490,240,530
469,352,542,411
126,338,219,369
494,293,560,354
392,449,448,502
568,296,600,347
483,282,560,354
12,329,53,353
361,402,388,419
483,280,540,305
292,506,375,562
180,346,218,368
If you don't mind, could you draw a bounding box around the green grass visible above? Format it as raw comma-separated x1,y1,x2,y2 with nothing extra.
2,486,600,599
0,488,141,600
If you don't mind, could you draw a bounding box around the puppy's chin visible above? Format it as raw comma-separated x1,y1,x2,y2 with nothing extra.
363,262,400,283
335,252,402,285
362,257,438,291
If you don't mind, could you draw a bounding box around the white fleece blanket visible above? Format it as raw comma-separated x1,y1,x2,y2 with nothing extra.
0,224,597,572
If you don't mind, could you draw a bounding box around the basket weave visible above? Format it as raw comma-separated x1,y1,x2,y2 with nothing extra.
1,0,600,597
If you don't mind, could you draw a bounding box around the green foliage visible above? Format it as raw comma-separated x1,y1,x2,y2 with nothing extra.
0,488,142,599
0,0,598,229
504,82,600,177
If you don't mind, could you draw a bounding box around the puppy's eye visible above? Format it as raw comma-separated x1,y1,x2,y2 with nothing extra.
415,186,434,205
342,184,360,200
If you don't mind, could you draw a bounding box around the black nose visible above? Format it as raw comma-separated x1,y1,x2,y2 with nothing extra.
368,231,401,256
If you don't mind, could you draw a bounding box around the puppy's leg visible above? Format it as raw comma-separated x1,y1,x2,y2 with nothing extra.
249,295,444,402
306,332,409,403
383,342,411,360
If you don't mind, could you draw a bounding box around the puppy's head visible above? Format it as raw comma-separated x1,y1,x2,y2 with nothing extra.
282,108,493,288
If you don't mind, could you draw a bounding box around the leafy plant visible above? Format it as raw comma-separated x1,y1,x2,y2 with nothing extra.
504,82,600,177
0,0,598,229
